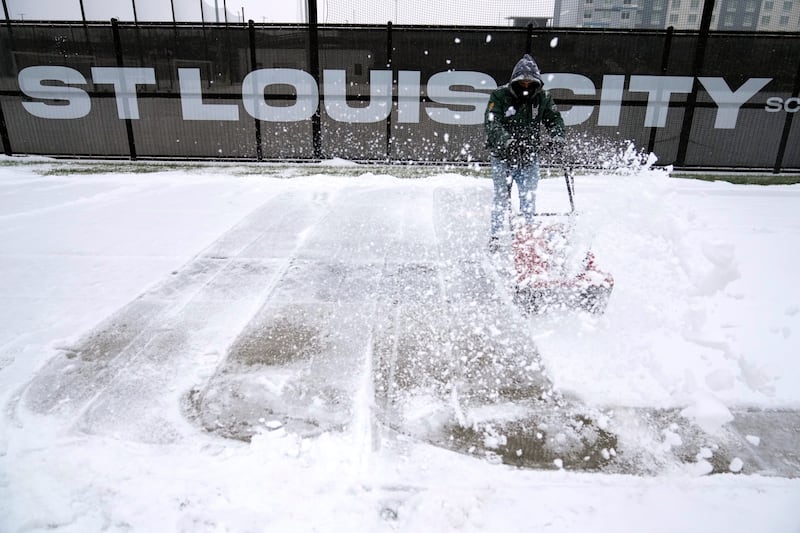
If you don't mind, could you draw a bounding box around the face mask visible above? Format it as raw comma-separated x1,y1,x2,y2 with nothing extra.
515,81,540,98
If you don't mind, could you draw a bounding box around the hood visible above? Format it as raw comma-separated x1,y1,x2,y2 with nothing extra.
509,54,543,93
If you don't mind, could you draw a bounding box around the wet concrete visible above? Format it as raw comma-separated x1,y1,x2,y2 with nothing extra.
724,409,800,476
432,405,800,477
444,407,619,471
186,301,371,441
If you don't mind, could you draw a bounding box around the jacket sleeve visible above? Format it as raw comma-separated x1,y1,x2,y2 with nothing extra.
484,91,511,154
540,92,565,138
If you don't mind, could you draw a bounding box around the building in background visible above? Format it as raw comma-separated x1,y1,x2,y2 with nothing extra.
553,0,800,30
552,0,671,28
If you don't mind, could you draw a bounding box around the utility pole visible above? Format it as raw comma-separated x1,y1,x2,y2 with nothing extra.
214,0,219,22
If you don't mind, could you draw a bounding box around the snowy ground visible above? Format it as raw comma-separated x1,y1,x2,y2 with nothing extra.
0,157,799,532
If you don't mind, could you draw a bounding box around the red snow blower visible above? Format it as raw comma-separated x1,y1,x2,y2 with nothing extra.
511,170,614,314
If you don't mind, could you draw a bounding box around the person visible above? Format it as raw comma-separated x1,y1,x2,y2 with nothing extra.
484,53,565,252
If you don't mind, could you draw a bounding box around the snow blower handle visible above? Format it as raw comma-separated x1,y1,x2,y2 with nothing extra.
564,167,575,214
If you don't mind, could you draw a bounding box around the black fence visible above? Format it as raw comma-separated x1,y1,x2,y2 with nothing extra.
1,20,799,171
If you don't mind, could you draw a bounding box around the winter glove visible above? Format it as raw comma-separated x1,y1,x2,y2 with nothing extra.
500,136,520,162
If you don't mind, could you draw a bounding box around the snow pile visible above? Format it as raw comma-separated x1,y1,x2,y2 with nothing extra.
529,169,797,413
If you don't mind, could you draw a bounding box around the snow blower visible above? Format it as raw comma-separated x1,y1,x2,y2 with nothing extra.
511,169,614,315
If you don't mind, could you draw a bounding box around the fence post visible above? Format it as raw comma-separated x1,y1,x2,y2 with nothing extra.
247,20,263,161
526,23,533,54
648,26,674,156
773,56,800,173
307,0,322,159
0,2,11,155
675,0,715,167
111,18,138,160
0,101,10,156
386,21,394,161
0,15,9,155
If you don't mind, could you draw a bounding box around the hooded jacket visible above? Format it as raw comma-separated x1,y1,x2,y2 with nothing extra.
484,54,565,165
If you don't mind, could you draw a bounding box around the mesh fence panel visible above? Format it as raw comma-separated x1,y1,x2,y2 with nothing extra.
120,25,257,158
0,23,129,156
0,22,798,169
316,27,390,159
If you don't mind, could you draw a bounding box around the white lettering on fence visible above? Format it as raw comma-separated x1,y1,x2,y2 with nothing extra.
90,67,156,120
179,68,239,121
19,66,91,119
699,77,772,128
17,66,776,128
242,68,318,122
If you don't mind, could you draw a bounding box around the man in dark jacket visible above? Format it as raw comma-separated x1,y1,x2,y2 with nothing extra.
484,53,565,251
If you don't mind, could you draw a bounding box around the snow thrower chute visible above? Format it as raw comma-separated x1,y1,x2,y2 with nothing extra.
511,169,614,315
